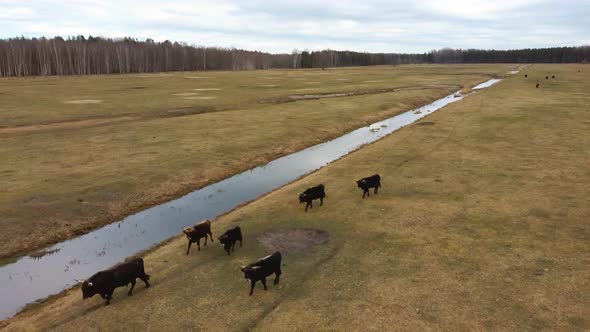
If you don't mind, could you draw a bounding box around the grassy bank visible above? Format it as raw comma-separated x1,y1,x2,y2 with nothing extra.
0,64,516,259
3,64,587,330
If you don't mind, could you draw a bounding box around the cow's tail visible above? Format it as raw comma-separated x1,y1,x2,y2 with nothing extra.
138,258,150,280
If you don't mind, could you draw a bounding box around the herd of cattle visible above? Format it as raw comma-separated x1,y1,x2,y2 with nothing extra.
78,173,382,305
526,73,557,88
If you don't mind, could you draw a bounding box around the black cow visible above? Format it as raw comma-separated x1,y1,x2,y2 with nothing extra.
552,75,555,79
299,184,326,212
80,258,150,305
218,226,243,255
357,174,381,198
183,220,214,254
241,252,282,295
546,76,549,80
536,83,540,88
524,74,528,78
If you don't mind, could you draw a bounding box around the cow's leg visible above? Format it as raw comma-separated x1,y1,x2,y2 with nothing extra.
140,275,150,288
366,189,370,197
305,202,310,212
375,186,378,194
204,235,208,246
261,278,268,291
320,197,324,206
249,280,256,296
103,291,113,305
232,241,236,252
274,269,281,285
186,241,192,255
128,280,136,296
209,231,214,243
197,238,201,251
362,190,367,198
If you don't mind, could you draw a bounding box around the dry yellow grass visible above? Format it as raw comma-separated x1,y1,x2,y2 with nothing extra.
3,64,588,330
0,64,516,259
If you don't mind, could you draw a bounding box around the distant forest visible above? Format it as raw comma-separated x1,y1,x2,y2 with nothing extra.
0,36,589,77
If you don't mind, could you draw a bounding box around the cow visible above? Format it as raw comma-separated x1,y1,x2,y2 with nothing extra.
536,83,540,88
241,252,282,295
298,184,326,212
552,75,555,79
524,74,528,78
357,174,381,198
183,220,214,254
546,76,549,80
79,258,150,306
218,226,243,255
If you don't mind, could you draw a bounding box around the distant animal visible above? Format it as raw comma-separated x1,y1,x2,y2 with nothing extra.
183,220,214,254
356,174,381,198
552,75,555,79
524,74,528,78
299,184,326,212
546,76,549,80
218,226,243,255
79,258,150,305
241,252,282,295
536,83,540,88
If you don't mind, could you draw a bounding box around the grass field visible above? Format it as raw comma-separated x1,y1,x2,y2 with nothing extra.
3,64,588,330
0,64,518,259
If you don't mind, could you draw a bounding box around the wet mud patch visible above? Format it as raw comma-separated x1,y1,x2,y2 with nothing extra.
173,92,200,97
63,99,102,104
182,96,218,100
415,121,436,126
257,228,330,253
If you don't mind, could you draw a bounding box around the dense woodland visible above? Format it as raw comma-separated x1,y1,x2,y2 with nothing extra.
0,36,588,77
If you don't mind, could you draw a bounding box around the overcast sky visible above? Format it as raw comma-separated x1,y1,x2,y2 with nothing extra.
1,0,588,53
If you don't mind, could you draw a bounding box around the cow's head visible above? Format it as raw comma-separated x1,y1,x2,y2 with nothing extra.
298,193,307,204
356,180,366,189
183,227,195,238
218,235,231,252
241,266,260,280
80,280,97,299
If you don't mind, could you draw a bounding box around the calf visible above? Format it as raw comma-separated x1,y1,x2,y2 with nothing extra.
357,174,381,198
218,226,243,255
299,184,326,212
183,220,214,254
241,252,282,295
80,258,150,305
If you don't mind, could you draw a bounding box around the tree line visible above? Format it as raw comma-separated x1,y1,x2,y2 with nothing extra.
0,36,588,77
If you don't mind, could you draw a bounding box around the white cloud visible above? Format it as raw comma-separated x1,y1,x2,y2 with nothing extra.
0,0,587,53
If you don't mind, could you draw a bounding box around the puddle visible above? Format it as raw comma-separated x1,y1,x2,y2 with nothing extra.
0,78,502,320
472,79,502,90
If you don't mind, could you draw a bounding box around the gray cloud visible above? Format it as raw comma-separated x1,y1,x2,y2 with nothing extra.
0,0,588,53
